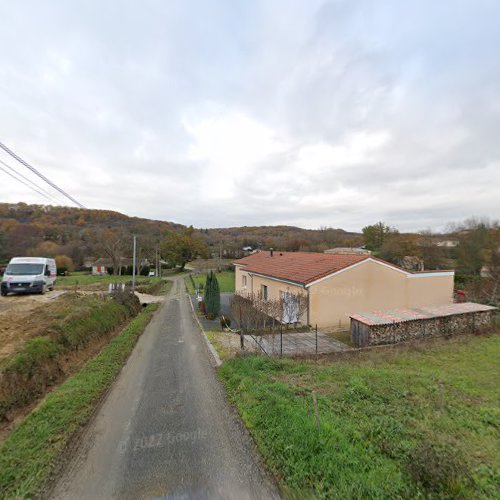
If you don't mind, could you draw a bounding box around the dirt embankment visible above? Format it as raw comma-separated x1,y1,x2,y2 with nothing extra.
0,291,68,363
0,292,140,441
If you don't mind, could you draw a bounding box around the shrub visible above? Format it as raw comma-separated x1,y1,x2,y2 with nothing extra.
207,312,215,320
406,438,470,496
140,265,150,276
199,301,206,315
55,255,74,273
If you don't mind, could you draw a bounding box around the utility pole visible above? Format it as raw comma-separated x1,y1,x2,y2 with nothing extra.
132,235,137,291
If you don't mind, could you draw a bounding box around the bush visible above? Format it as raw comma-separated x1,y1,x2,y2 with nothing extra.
406,439,470,496
140,265,150,276
198,301,206,315
55,255,74,273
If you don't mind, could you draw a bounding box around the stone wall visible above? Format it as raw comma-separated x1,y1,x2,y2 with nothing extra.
351,310,496,347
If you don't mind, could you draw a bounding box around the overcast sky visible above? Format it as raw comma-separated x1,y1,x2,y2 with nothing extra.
0,0,499,232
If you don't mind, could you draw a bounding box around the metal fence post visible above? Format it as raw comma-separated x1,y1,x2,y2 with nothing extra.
315,324,318,355
239,305,244,350
280,324,283,357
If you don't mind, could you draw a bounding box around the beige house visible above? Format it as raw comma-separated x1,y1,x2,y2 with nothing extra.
233,251,454,329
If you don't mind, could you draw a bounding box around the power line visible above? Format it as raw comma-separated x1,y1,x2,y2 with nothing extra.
0,161,57,203
0,141,86,208
0,157,62,204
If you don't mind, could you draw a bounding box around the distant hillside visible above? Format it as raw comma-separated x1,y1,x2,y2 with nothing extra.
0,202,362,265
0,203,183,265
196,225,362,255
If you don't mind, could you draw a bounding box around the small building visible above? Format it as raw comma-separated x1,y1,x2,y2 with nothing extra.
436,240,459,248
350,302,497,347
91,257,134,275
233,251,455,329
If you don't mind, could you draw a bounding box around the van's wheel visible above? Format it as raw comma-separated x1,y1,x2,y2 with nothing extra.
40,285,47,295
1,290,7,297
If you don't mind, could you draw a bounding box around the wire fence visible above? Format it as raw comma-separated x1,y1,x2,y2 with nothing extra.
240,324,350,357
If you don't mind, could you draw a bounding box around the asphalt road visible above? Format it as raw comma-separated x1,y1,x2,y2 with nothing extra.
51,276,279,500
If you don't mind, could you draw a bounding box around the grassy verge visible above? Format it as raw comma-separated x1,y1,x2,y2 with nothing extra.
219,335,500,498
205,330,235,360
0,303,158,499
185,271,235,294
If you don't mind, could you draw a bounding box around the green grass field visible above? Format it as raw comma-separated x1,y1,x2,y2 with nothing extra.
56,273,161,288
185,271,235,294
220,335,500,499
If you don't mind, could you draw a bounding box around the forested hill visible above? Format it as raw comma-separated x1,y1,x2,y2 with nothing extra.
197,225,362,254
0,203,183,264
0,202,362,265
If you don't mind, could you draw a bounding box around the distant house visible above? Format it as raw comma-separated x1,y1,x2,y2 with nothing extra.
91,258,113,275
91,257,134,275
233,251,454,329
436,240,459,248
324,247,371,255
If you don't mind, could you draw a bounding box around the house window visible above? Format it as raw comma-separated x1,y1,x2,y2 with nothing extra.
261,284,268,301
242,275,247,288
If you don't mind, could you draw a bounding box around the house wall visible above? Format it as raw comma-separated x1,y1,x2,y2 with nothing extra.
406,274,454,308
309,260,454,328
234,265,306,321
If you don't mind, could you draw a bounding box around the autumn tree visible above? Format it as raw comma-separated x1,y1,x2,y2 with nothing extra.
91,228,130,276
55,254,74,273
161,228,208,271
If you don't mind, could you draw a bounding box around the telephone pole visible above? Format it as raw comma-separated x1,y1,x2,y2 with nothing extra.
132,235,137,291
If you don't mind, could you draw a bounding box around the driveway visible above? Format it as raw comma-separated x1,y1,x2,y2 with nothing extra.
51,276,278,499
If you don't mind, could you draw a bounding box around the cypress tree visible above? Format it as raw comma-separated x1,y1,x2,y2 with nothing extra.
212,273,221,316
204,271,212,315
204,271,221,318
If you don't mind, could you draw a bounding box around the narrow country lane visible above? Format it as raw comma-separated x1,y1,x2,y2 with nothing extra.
51,276,279,500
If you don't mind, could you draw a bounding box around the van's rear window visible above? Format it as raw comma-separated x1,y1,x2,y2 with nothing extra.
5,264,45,276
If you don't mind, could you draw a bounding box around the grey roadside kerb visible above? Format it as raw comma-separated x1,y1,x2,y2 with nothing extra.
186,283,223,367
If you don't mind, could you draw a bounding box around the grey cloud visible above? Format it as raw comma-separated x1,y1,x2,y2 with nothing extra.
0,0,499,232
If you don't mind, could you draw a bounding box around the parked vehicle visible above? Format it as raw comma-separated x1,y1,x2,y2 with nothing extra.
1,257,57,296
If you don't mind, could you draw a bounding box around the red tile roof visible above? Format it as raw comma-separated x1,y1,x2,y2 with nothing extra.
233,251,370,285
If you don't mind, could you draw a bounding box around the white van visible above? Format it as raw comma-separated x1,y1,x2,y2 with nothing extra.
1,257,57,296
